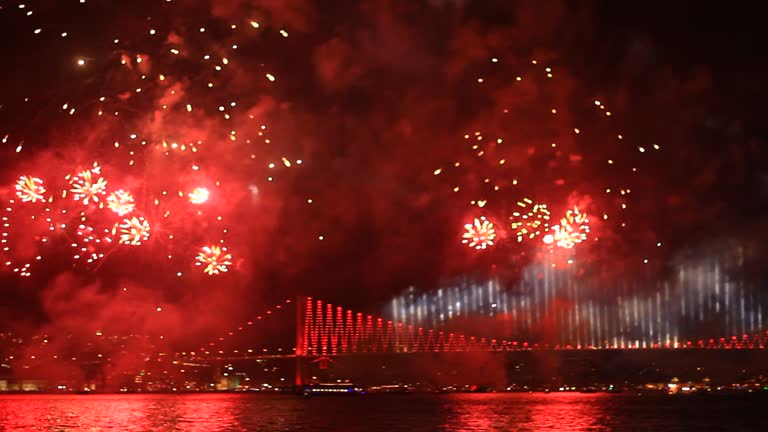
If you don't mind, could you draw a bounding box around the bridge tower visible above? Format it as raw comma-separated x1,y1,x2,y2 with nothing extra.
295,296,308,387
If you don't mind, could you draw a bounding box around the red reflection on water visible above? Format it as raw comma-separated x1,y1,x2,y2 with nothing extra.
445,394,505,431
0,394,239,430
0,395,146,429
175,394,240,431
446,393,611,431
526,393,609,430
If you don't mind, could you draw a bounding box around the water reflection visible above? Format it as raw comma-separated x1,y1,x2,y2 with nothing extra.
524,393,610,431
0,394,241,431
0,393,763,431
175,395,239,431
443,393,610,431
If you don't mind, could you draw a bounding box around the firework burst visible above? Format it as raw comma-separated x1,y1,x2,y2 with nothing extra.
196,245,232,275
15,176,47,203
0,0,311,281
116,216,151,246
106,190,135,216
462,216,496,250
0,199,45,277
188,187,209,205
68,163,107,205
74,224,114,263
551,207,590,249
509,198,551,243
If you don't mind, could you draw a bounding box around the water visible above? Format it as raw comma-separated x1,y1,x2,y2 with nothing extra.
0,393,763,431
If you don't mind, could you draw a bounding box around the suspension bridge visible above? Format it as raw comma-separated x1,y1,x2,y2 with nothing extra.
185,296,768,386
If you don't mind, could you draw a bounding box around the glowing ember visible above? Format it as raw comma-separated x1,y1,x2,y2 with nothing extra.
196,245,232,275
106,190,135,216
188,187,210,204
73,224,113,263
551,207,590,248
509,198,551,243
462,216,496,250
15,176,46,202
116,216,151,245
68,163,107,205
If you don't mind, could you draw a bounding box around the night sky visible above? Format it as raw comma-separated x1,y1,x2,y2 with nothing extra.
0,0,766,344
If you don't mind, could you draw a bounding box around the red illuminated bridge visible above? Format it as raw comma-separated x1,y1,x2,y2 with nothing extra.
188,296,768,385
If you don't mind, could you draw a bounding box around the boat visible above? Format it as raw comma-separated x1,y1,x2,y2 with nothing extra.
301,383,365,398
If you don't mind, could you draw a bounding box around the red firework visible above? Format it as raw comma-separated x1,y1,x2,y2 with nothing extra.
196,245,232,275
551,207,590,249
462,216,496,250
